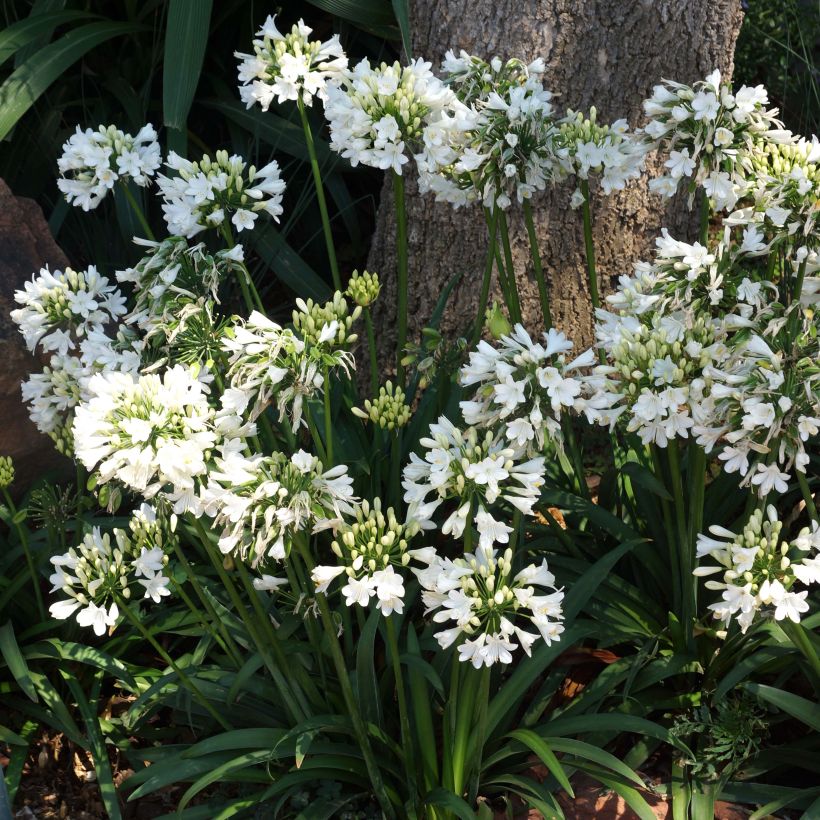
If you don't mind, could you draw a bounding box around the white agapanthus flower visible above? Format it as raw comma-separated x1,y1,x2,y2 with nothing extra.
324,58,465,175
310,498,419,616
236,15,347,109
72,365,217,503
556,108,648,203
642,70,783,210
413,545,564,666
48,506,173,635
402,415,546,546
156,150,286,238
460,324,594,455
57,124,161,211
11,266,126,355
695,506,819,633
200,448,355,564
223,307,354,431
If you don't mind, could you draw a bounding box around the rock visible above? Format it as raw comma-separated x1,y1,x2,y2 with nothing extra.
0,179,71,493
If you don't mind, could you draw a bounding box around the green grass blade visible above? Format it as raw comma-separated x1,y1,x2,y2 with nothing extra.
0,10,94,67
0,21,145,141
744,682,820,732
162,0,213,130
507,729,574,796
355,607,383,729
424,786,476,820
391,0,412,58
0,621,38,702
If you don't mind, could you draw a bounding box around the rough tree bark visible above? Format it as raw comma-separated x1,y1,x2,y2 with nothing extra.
367,0,743,367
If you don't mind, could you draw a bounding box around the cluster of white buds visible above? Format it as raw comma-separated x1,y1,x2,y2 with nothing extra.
311,498,419,615
292,292,361,349
236,16,347,109
57,124,161,211
403,415,546,548
413,546,564,666
0,456,14,489
157,151,286,238
353,382,411,431
345,269,381,307
695,506,819,633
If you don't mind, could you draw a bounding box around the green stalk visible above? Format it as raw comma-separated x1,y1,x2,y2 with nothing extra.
522,198,552,329
220,222,264,313
466,666,491,805
115,594,232,731
172,540,244,668
298,97,341,291
687,445,707,607
788,259,807,341
699,192,710,245
451,665,481,798
579,179,599,311
497,209,522,324
470,205,500,347
780,620,820,693
364,307,379,396
390,433,402,511
482,208,516,322
651,446,681,616
796,470,818,523
385,615,417,805
295,536,395,818
393,171,409,385
119,181,155,240
304,404,328,464
2,489,45,621
667,443,693,646
323,367,334,465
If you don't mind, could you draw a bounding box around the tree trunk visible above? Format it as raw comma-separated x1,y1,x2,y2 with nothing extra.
367,0,743,369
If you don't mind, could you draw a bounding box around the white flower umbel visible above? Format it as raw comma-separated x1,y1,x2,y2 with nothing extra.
460,324,593,455
156,150,285,238
48,511,173,636
57,124,161,211
223,307,354,431
642,71,783,210
695,506,818,633
413,546,564,667
11,266,126,355
72,365,216,502
236,15,347,109
402,415,546,545
556,107,648,203
422,51,557,208
324,58,463,175
201,448,355,565
310,498,420,616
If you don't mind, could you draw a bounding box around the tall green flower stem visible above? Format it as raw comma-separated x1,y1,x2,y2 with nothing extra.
114,593,232,731
297,97,341,292
364,307,379,395
700,191,711,244
497,209,523,324
522,198,552,329
294,536,396,819
384,615,417,805
787,258,808,342
482,208,518,325
1,489,45,621
780,620,820,694
797,471,818,523
470,205,501,347
651,446,681,617
667,442,695,648
323,367,334,465
219,222,264,313
393,171,409,385
119,181,155,241
191,517,311,724
579,179,604,366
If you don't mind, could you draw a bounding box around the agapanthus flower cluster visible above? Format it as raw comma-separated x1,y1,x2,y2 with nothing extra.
57,124,161,211
201,448,355,564
157,151,285,237
695,313,820,496
352,382,411,431
732,135,820,248
421,51,557,208
345,269,381,307
403,415,546,546
236,15,347,109
643,70,783,209
460,325,593,454
49,507,173,635
414,546,564,666
695,506,819,633
12,266,126,356
0,456,14,489
556,108,648,205
223,307,354,431
310,498,419,615
72,365,216,503
325,58,464,175
291,292,360,349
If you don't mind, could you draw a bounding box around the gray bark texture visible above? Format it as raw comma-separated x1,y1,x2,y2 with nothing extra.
367,0,744,369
